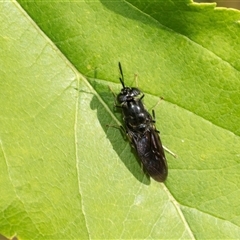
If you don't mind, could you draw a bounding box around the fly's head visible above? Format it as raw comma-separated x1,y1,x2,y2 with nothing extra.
117,62,141,104
117,86,141,104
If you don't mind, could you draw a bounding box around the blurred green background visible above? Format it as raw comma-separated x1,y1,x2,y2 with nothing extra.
195,0,240,9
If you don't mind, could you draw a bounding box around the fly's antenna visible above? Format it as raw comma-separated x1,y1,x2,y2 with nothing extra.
118,62,125,88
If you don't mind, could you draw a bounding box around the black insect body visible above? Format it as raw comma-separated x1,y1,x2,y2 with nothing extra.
116,62,168,182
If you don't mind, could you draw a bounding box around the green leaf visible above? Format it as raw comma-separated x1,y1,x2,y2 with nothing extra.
0,0,240,239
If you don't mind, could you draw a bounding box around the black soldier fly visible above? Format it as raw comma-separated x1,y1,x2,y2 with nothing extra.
113,62,168,182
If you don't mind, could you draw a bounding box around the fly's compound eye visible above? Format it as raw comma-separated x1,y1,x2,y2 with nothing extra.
117,93,126,104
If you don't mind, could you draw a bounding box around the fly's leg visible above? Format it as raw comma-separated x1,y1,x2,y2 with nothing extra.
162,145,177,158
106,124,129,141
107,85,125,136
152,109,177,158
106,124,125,134
108,85,122,109
148,97,164,113
134,73,139,88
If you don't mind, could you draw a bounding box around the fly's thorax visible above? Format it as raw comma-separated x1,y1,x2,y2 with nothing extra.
121,99,146,119
122,101,153,132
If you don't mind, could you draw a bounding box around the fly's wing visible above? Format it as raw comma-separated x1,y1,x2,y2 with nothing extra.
130,128,168,182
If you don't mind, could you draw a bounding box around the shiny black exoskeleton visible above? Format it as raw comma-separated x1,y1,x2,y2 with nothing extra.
116,62,168,182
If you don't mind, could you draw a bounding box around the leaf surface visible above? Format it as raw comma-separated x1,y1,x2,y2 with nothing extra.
0,0,240,239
